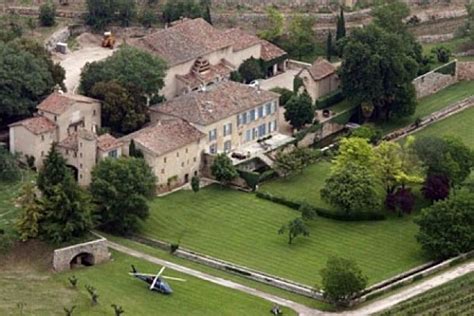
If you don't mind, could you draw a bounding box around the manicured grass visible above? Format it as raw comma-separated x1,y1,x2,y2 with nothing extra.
411,106,474,148
378,272,474,315
0,246,296,315
378,80,474,133
0,177,28,234
261,160,333,209
142,185,426,287
105,234,333,311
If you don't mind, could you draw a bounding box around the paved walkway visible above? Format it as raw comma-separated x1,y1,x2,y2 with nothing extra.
107,240,473,316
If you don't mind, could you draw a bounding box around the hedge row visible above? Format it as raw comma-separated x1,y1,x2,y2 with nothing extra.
255,191,386,221
239,169,277,190
315,89,344,109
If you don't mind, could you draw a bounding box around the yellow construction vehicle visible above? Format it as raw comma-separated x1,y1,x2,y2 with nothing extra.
102,32,116,49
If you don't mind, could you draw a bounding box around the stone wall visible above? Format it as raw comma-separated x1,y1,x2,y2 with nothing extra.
412,61,458,99
53,238,110,272
457,61,474,81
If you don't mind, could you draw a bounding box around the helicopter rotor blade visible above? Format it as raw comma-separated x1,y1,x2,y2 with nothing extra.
150,266,166,290
157,266,166,278
162,276,187,282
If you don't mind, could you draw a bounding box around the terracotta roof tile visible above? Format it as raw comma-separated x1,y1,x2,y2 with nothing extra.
122,120,204,156
260,40,287,61
222,28,262,51
37,93,99,115
97,133,122,151
150,81,279,126
176,59,234,88
57,132,79,150
304,57,337,81
129,18,233,66
9,116,57,135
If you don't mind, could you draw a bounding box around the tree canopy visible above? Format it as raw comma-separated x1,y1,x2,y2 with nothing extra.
211,154,238,184
340,24,418,121
85,0,137,30
278,217,309,245
258,7,284,42
237,57,264,84
90,157,156,235
320,257,367,305
284,92,314,130
162,0,212,24
0,147,21,182
415,192,474,259
39,1,56,27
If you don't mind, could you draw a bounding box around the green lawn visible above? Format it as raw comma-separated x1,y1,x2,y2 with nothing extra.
0,177,27,234
412,106,474,148
0,246,296,315
378,272,474,316
378,80,474,133
261,160,333,209
142,185,426,287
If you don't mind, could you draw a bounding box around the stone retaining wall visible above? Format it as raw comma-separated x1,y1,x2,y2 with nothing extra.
412,61,458,99
53,238,110,272
457,61,474,81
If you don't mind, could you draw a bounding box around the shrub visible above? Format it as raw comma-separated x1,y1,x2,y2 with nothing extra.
431,46,451,63
39,2,56,27
315,90,344,109
191,176,200,193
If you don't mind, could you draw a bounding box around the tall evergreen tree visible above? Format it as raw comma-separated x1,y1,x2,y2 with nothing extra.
200,0,212,24
37,144,71,197
336,6,346,41
326,31,333,61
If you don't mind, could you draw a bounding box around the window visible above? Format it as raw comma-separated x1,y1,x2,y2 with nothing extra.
80,142,82,148
268,121,273,133
108,149,118,158
80,153,83,158
250,109,256,122
265,102,272,115
181,162,184,167
93,110,96,116
74,151,77,158
237,114,242,126
242,112,248,125
41,135,45,141
41,151,44,157
161,169,165,174
176,152,179,157
66,150,69,155
258,106,264,118
245,130,251,142
193,157,197,162
258,124,266,137
208,128,217,141
164,157,167,163
224,140,232,153
185,148,188,154
272,101,277,113
273,120,278,132
252,127,258,140
54,116,57,122
80,163,83,169
209,143,217,154
223,123,232,136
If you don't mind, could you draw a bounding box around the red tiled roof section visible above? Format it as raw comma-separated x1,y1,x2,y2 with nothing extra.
97,133,122,151
260,40,287,61
57,132,79,150
176,59,234,87
9,116,56,135
222,28,262,51
129,18,233,66
150,81,279,126
307,57,337,81
37,93,99,115
131,120,204,156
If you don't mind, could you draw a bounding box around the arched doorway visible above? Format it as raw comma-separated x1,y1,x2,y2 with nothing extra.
70,252,95,269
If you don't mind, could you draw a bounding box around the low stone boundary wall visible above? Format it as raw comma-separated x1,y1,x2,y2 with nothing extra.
350,250,474,306
417,33,454,44
384,96,474,142
457,61,474,81
412,60,458,99
6,6,85,19
287,59,311,70
53,238,110,272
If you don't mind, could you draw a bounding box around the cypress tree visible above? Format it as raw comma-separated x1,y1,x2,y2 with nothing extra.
336,6,346,41
326,31,333,61
37,143,70,197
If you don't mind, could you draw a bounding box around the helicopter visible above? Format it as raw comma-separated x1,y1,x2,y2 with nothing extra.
129,265,186,294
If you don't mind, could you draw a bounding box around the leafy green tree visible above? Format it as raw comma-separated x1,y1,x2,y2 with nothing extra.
422,174,450,202
85,285,99,305
112,304,125,316
320,257,368,305
336,6,346,41
385,187,415,217
90,81,148,135
191,176,200,193
349,125,382,144
200,0,212,24
321,162,381,214
372,0,410,34
278,217,309,245
39,1,56,27
237,57,264,84
116,0,137,27
258,7,284,42
284,92,314,130
300,203,317,221
37,144,70,197
40,174,93,243
0,147,21,182
286,15,317,60
331,137,376,173
431,46,451,63
139,9,158,28
414,136,474,188
340,24,418,121
90,157,156,235
80,46,167,100
0,41,57,124
270,87,293,107
85,0,116,30
211,154,238,184
64,306,76,316
16,182,43,241
229,71,243,83
415,192,474,259
273,147,319,177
